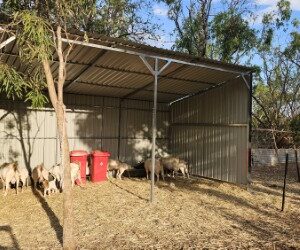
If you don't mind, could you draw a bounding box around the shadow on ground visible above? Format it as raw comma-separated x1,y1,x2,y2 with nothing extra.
0,225,20,250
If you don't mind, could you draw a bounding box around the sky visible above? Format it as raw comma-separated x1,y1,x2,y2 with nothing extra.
148,0,300,51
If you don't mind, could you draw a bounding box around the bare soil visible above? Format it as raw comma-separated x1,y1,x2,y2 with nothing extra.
0,165,299,249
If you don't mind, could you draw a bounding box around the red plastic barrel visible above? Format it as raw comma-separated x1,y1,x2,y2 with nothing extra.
70,150,88,184
90,150,110,182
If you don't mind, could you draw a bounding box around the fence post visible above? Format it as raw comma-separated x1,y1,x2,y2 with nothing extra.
281,153,289,212
295,149,300,183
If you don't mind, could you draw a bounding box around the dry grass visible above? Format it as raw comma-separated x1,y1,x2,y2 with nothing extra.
0,165,300,249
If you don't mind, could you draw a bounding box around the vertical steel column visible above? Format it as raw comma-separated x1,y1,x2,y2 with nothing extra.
150,58,159,202
139,56,171,202
242,73,253,175
249,73,253,173
117,99,123,160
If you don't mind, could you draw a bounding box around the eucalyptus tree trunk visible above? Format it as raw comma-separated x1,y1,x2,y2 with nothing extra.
42,25,75,249
57,102,75,250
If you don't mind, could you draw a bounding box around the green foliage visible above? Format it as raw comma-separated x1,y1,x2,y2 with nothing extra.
0,10,51,108
25,89,48,108
163,0,257,62
211,10,256,62
81,0,158,41
172,2,207,55
0,62,24,99
12,10,54,62
1,0,54,14
284,31,300,67
24,70,48,108
0,62,47,107
165,0,213,56
1,0,158,42
292,19,300,28
259,0,292,51
276,0,291,27
162,0,296,66
289,32,300,52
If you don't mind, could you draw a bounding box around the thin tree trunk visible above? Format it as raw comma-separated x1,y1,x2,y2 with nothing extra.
42,55,75,249
55,25,75,250
56,103,75,250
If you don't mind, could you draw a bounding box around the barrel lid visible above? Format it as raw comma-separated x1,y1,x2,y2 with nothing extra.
92,150,110,157
70,150,88,156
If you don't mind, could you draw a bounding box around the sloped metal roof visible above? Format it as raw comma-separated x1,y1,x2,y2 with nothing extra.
0,31,253,103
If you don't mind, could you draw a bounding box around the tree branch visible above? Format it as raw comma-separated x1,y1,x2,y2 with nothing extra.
252,94,273,127
56,26,65,102
42,60,58,111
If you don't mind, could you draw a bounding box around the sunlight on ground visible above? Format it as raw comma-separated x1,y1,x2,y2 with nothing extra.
0,166,299,249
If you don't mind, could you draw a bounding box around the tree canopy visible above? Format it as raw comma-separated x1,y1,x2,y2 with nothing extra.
0,0,159,41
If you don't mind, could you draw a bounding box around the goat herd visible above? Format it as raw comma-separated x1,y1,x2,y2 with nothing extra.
0,162,82,197
0,156,189,197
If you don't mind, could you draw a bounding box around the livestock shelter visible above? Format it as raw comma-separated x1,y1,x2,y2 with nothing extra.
0,31,253,187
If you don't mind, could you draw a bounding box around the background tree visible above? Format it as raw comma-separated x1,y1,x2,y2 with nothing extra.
252,49,300,149
161,0,212,56
284,29,300,67
81,0,159,41
251,0,300,149
210,7,256,63
0,0,159,42
161,0,256,62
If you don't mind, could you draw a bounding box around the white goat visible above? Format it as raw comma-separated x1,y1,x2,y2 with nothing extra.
0,162,19,196
107,159,132,179
49,164,63,189
144,158,165,182
17,167,29,192
161,157,189,178
53,162,82,189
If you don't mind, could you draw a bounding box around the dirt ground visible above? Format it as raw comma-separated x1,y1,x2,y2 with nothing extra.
0,165,299,250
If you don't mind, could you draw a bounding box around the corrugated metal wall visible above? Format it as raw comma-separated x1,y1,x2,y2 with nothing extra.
0,77,249,184
0,95,169,170
170,77,249,184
